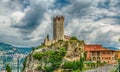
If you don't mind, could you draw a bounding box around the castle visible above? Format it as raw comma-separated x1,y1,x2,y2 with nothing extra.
44,16,70,46
43,16,117,64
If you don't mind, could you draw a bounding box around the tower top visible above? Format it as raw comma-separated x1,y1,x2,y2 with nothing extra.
53,16,64,21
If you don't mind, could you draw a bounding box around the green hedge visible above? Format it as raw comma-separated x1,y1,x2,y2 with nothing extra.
70,36,78,40
63,57,85,71
33,52,44,60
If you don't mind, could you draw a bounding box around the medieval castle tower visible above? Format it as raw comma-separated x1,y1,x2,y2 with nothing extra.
53,16,64,41
44,16,70,45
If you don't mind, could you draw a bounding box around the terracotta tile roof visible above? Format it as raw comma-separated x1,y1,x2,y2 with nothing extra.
85,44,114,51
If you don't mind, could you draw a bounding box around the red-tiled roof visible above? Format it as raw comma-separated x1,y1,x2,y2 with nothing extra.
85,44,114,51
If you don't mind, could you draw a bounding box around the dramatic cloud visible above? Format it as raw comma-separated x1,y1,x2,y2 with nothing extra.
0,0,120,47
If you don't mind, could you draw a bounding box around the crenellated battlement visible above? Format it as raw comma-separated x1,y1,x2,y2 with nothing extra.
53,16,64,21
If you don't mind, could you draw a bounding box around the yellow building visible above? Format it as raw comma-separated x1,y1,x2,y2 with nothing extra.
115,50,120,60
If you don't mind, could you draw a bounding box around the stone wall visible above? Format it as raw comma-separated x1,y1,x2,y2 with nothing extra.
53,16,64,41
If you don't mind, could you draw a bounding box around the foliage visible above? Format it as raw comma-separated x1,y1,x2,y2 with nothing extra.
84,61,107,69
35,45,46,49
37,65,42,70
32,47,36,51
84,51,87,61
63,61,74,69
78,40,84,44
33,52,44,60
71,69,81,72
47,34,49,39
62,57,85,71
79,57,84,71
70,36,78,40
33,47,66,71
6,64,12,72
44,65,53,72
22,57,27,71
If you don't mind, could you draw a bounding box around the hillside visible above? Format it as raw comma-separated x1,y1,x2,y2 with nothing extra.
23,39,85,72
0,42,32,72
0,42,13,51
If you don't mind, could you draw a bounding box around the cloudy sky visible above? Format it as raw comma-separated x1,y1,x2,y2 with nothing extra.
0,0,120,47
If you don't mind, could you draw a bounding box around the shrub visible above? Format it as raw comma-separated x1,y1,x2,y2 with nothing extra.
70,36,78,40
36,45,45,49
37,65,42,70
79,57,84,71
63,57,85,71
33,47,67,71
45,66,53,72
32,47,36,51
71,69,81,72
63,62,74,69
33,52,44,60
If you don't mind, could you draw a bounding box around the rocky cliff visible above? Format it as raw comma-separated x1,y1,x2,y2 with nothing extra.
23,39,85,72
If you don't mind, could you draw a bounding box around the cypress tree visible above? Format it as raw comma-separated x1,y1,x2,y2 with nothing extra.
6,64,12,72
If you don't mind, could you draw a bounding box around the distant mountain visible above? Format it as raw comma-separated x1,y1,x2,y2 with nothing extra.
104,47,119,50
0,42,32,50
0,42,32,59
0,42,14,51
0,42,32,72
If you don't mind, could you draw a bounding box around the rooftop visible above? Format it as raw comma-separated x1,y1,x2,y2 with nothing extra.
85,44,115,51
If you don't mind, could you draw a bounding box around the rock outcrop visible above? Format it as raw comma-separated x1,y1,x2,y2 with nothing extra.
23,40,85,72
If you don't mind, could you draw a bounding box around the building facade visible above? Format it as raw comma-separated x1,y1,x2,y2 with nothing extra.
115,50,120,60
85,44,116,64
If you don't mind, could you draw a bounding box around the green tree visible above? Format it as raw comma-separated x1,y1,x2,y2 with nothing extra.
70,36,78,40
63,61,74,69
47,34,49,40
33,52,44,60
32,47,36,51
118,59,120,71
79,57,84,71
6,64,12,72
84,51,87,61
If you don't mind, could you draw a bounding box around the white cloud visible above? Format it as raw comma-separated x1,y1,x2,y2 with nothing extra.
11,11,25,23
0,0,120,47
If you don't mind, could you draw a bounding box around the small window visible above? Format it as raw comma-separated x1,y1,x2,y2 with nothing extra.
112,57,114,60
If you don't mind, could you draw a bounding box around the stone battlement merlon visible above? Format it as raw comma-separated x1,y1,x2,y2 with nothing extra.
53,16,64,21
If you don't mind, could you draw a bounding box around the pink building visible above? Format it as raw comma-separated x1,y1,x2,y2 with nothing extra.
85,44,116,64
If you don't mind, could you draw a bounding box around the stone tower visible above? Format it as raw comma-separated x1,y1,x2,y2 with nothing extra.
53,16,64,41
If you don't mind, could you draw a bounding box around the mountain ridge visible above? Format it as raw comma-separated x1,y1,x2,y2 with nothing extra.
104,47,119,50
